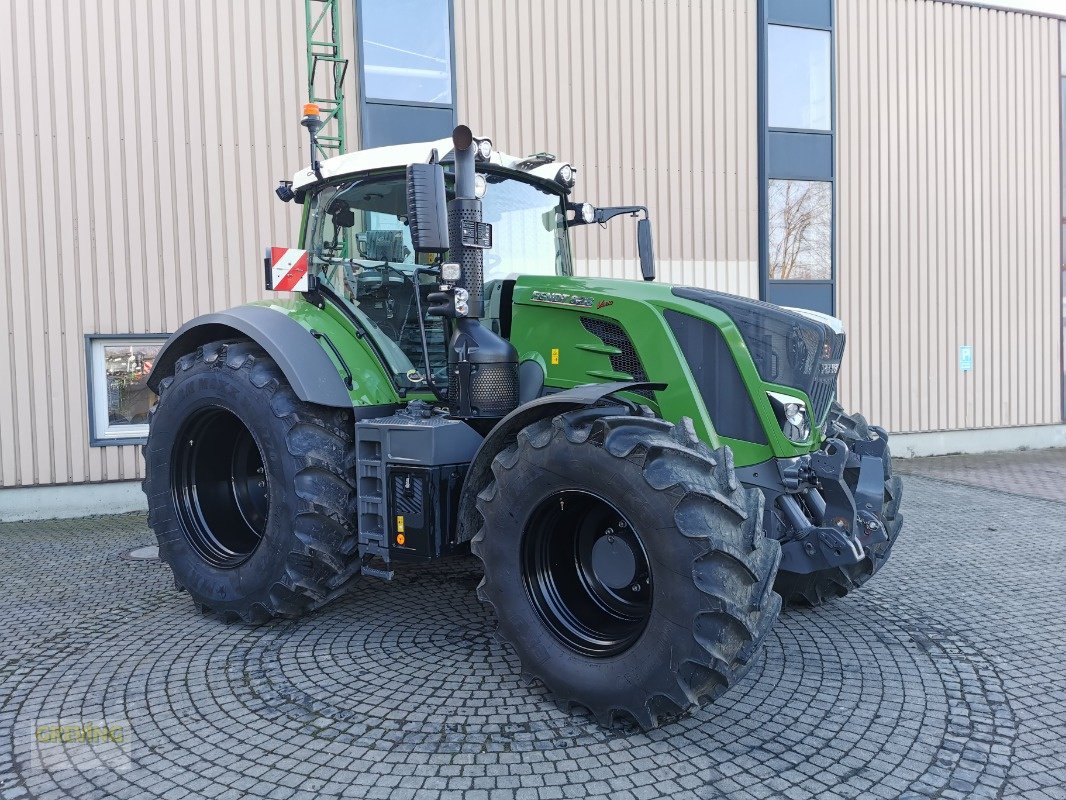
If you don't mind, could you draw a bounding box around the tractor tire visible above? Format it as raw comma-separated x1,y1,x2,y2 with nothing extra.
773,403,903,607
142,340,360,624
472,406,782,729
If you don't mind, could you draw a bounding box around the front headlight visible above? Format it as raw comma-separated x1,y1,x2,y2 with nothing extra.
767,391,811,443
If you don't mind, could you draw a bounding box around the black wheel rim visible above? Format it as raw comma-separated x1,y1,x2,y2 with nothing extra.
521,490,652,658
172,407,270,568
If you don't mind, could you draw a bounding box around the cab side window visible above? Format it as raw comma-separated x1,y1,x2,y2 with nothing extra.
304,176,446,389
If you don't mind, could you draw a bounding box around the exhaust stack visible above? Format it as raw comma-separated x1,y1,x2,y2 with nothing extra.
444,126,519,422
448,125,484,317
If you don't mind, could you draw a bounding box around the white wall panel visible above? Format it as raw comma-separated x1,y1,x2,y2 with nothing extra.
837,0,1061,432
454,0,761,283
0,0,318,487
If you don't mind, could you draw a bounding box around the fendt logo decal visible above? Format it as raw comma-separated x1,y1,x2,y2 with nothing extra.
530,291,595,308
266,247,310,292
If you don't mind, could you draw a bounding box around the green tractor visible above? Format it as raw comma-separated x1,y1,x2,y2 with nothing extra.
143,117,902,729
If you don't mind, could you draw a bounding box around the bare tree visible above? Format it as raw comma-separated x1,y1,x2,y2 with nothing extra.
768,181,832,281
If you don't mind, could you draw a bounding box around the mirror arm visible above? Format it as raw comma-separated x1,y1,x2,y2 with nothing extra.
593,205,648,224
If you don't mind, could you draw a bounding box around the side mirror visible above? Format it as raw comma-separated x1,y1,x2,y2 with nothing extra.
637,218,655,282
406,162,450,253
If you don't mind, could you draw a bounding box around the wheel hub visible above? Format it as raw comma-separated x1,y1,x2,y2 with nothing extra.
590,534,636,590
171,407,269,568
521,490,652,658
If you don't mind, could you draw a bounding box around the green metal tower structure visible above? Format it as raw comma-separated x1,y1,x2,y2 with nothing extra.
305,0,349,157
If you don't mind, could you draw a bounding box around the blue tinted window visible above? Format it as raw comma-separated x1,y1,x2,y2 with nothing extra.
767,25,831,131
361,0,452,103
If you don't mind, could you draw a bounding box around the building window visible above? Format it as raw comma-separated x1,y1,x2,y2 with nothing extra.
767,24,831,132
360,0,453,104
86,335,167,446
760,1,835,314
767,180,832,281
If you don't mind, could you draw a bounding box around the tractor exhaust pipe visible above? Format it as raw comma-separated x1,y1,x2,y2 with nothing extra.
406,125,519,423
448,125,484,318
444,125,518,424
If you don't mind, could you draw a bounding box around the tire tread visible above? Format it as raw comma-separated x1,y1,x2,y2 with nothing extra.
472,408,782,729
143,340,359,624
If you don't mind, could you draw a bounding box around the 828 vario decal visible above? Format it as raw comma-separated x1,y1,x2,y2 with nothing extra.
530,291,596,308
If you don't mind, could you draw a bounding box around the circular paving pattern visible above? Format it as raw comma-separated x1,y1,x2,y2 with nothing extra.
11,473,1066,799
3,529,1022,800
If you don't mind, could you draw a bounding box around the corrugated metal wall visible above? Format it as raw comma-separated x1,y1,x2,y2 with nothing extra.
0,0,332,488
453,0,760,295
0,0,1061,490
836,0,1062,433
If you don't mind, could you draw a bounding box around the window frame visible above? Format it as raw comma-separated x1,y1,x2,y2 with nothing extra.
356,0,455,106
354,0,459,156
85,333,169,447
758,0,837,314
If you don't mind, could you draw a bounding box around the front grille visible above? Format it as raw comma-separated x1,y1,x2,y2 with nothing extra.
664,311,768,444
808,379,836,425
579,317,653,398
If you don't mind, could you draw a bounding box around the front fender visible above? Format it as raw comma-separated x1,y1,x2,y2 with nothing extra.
147,305,355,408
455,381,665,543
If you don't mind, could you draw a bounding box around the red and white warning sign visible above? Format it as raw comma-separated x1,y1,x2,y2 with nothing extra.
265,247,310,292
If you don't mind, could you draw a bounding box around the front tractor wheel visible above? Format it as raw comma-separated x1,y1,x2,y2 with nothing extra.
473,408,782,729
142,340,360,623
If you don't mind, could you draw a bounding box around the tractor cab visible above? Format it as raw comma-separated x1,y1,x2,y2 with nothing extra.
293,148,577,391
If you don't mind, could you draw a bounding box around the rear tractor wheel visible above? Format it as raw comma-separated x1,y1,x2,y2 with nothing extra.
473,407,782,729
142,340,360,623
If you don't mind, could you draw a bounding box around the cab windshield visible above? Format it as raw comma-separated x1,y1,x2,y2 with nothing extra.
303,170,572,390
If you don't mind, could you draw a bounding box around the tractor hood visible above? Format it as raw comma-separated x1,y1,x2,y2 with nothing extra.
668,286,846,427
510,274,845,454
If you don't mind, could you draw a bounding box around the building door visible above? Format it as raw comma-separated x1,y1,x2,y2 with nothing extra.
759,0,835,315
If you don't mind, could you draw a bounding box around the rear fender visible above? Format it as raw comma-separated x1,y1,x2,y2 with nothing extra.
147,305,356,408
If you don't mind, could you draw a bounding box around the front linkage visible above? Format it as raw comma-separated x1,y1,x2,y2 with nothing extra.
738,407,903,606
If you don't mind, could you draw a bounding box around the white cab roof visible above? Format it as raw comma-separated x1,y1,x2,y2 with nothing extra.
292,138,454,191
291,138,559,192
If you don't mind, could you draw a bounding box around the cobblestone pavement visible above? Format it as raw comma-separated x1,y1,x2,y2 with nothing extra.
895,447,1066,503
1,465,1065,799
